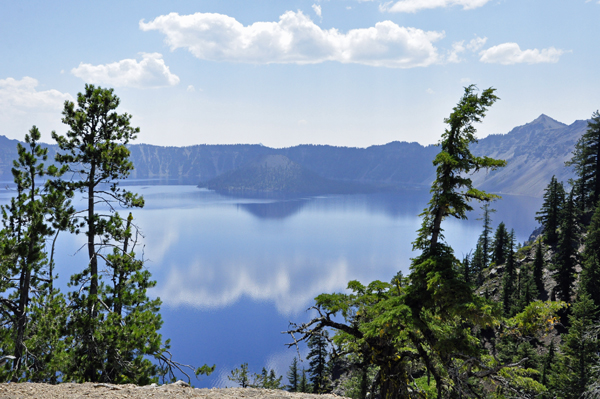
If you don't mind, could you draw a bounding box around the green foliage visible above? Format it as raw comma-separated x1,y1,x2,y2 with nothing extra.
533,239,546,298
492,222,509,266
299,368,310,393
567,110,600,210
548,293,598,398
228,363,250,388
286,87,570,398
286,357,299,392
307,331,331,394
536,176,565,244
501,230,517,316
0,126,73,381
553,190,580,303
413,86,505,252
580,202,600,307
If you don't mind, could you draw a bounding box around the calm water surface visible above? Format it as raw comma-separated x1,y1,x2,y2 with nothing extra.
0,185,543,387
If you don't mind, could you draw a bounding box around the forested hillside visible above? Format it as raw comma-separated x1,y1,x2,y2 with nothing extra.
0,114,587,196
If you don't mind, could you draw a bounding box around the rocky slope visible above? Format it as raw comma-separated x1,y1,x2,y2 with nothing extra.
0,382,347,399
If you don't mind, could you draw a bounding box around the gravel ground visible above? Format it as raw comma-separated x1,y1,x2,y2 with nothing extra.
0,381,349,399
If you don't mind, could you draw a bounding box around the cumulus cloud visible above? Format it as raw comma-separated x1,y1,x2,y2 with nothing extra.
71,53,180,88
479,43,565,64
139,11,444,68
446,36,486,63
383,0,492,13
0,77,73,112
312,4,322,18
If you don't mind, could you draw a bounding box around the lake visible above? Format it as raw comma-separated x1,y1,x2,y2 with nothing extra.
0,184,543,387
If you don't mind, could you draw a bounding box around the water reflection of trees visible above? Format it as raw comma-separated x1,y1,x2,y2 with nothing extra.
238,199,308,220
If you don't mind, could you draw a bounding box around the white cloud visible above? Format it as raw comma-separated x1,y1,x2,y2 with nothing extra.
426,88,434,94
383,0,492,13
297,119,308,125
187,85,195,92
479,43,565,64
140,11,444,68
447,41,465,63
71,53,180,88
0,77,73,112
312,4,322,18
467,36,487,51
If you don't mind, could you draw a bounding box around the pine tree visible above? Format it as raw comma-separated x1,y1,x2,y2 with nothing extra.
553,190,580,303
501,230,517,316
566,110,600,210
51,85,204,383
299,368,310,393
533,239,546,299
228,363,250,388
549,293,598,398
286,357,300,392
307,331,330,394
492,221,509,266
580,202,600,307
478,204,495,268
0,126,72,381
536,176,565,244
513,262,538,314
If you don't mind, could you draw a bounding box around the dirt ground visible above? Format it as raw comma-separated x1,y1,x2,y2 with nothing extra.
0,381,349,399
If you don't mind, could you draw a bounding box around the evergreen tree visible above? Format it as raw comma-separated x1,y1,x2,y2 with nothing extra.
567,110,600,210
0,126,72,381
477,204,495,268
553,190,580,303
533,239,546,299
549,293,598,398
299,368,310,393
580,202,600,307
461,252,471,285
513,262,538,314
540,340,555,391
536,176,565,244
501,230,517,316
51,85,212,383
228,363,250,388
307,331,330,394
286,357,300,392
492,221,509,266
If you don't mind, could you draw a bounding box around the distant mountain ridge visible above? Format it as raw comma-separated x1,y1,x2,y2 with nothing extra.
0,114,588,197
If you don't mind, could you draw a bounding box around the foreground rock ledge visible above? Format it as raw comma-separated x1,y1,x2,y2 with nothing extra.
0,381,349,399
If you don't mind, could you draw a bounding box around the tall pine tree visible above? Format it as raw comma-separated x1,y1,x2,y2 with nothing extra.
567,110,600,210
536,176,565,245
553,190,580,303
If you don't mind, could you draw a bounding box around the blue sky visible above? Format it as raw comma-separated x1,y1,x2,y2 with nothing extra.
0,0,598,147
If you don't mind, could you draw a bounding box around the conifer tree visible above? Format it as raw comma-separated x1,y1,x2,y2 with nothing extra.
549,293,598,398
52,85,212,383
580,202,600,307
286,357,300,392
533,239,546,298
513,262,538,314
299,368,310,393
567,110,600,210
553,190,580,303
492,221,509,265
501,230,517,316
536,176,565,244
0,126,72,381
307,331,330,394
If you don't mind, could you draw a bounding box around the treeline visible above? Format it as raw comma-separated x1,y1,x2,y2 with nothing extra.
282,87,600,398
0,85,212,383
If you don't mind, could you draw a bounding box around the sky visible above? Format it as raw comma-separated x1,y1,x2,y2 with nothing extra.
0,0,598,148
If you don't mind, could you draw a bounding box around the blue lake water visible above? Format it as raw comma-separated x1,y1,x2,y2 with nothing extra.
0,184,543,387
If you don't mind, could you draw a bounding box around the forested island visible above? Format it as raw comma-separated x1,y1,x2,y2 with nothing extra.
0,83,600,399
